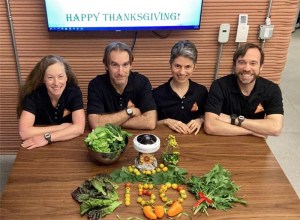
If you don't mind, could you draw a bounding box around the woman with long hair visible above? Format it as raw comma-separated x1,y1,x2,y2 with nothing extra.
17,55,85,149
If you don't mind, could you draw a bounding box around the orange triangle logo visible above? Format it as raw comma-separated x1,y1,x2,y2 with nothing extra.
255,103,264,113
191,102,198,112
63,109,71,117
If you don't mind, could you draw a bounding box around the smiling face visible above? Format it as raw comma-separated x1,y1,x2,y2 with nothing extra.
43,62,67,99
107,50,131,91
235,48,263,87
171,56,195,84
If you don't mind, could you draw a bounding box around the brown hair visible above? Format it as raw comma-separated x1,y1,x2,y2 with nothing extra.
102,42,134,68
233,43,264,68
17,55,78,117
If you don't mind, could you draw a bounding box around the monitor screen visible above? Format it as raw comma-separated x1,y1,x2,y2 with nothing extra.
44,0,203,32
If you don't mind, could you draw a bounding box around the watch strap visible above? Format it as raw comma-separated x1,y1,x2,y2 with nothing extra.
44,132,52,144
230,114,237,125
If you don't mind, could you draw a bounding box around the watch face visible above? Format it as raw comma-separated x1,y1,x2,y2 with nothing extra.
127,108,133,115
44,132,51,143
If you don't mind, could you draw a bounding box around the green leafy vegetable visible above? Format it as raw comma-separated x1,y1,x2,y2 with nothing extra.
80,198,114,215
187,164,247,216
71,173,121,219
87,201,122,219
85,123,132,153
110,165,187,185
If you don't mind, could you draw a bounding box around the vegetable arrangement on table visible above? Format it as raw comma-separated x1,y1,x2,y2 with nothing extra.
187,164,247,215
74,133,247,219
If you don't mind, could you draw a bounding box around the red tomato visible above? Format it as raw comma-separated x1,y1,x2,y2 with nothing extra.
177,186,184,192
125,183,131,187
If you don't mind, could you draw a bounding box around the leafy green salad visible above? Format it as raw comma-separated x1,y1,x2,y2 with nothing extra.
85,123,132,153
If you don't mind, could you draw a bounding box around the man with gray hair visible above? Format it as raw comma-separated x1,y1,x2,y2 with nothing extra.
87,41,157,130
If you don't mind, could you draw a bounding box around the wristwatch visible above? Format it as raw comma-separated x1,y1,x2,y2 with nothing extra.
126,107,133,117
237,115,245,127
230,114,238,125
44,132,52,144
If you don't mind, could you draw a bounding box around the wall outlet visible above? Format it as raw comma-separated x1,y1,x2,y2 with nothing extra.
218,23,230,43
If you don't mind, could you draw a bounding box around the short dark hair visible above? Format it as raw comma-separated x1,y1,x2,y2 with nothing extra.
233,43,264,67
169,40,198,65
102,42,134,68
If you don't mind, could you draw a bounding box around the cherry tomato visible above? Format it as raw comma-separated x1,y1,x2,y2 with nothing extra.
177,186,184,192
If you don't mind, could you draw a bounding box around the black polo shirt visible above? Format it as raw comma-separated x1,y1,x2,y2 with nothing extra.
23,84,84,125
87,71,157,115
153,78,208,124
205,74,284,119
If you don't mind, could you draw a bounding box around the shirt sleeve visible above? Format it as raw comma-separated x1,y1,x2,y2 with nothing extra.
205,80,224,115
265,84,284,115
67,86,84,112
136,76,157,113
22,94,38,116
87,78,105,114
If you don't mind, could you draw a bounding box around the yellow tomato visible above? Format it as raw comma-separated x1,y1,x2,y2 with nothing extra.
171,183,178,189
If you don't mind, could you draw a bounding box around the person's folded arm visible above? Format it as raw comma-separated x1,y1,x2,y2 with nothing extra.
240,114,283,136
204,112,253,136
19,110,73,140
88,109,131,130
122,110,157,130
50,109,86,141
20,109,85,149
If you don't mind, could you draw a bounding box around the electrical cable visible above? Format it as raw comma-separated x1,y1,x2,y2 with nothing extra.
151,31,172,39
131,31,138,51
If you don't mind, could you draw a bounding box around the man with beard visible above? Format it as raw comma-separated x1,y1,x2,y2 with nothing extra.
87,41,157,130
204,43,283,138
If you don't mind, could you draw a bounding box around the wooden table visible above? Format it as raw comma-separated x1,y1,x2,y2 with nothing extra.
1,125,300,219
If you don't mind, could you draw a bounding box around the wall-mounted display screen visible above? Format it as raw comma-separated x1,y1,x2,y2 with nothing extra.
45,0,203,32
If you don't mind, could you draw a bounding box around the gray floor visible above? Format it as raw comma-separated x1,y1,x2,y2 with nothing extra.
0,30,299,198
266,29,300,198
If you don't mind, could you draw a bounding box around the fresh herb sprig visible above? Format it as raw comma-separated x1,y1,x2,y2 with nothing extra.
110,165,187,185
187,164,247,216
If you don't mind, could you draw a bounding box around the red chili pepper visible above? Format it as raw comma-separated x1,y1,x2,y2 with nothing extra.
193,192,213,207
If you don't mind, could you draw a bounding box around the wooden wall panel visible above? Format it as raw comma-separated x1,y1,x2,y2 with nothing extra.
0,0,298,153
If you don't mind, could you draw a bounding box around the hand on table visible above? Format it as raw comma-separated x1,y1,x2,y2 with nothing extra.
164,118,192,134
187,118,202,135
21,135,48,150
